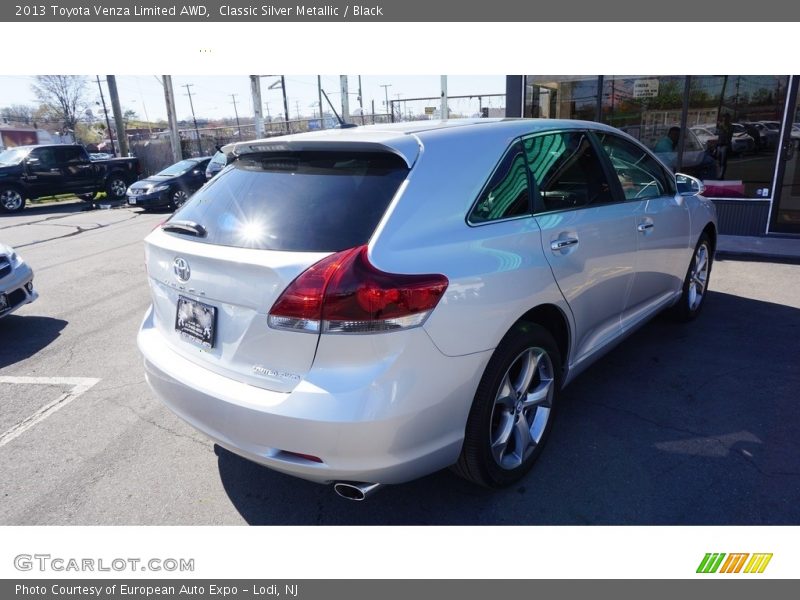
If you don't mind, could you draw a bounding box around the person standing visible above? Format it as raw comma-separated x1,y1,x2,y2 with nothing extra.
717,114,733,178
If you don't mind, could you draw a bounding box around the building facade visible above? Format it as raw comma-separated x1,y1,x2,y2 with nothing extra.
506,75,800,236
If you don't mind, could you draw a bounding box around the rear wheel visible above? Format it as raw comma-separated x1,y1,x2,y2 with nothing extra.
105,175,127,201
0,186,25,213
669,232,713,321
454,322,562,488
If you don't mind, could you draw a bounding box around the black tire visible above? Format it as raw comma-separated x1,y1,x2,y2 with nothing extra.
0,185,26,213
669,232,713,322
105,174,127,200
453,322,563,488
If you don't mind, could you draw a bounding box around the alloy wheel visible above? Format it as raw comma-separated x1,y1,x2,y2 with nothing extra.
688,242,709,311
489,347,555,470
0,189,24,211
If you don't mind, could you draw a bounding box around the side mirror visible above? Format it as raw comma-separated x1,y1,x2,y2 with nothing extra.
676,173,705,197
26,157,40,166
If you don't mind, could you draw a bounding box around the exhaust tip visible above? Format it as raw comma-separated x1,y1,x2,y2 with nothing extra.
333,482,381,501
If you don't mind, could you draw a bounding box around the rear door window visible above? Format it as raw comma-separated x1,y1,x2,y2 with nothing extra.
170,151,409,252
523,131,615,213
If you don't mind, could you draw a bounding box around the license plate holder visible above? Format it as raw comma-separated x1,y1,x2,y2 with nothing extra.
175,295,217,349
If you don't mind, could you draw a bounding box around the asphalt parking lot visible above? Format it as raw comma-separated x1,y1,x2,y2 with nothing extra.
1,201,799,525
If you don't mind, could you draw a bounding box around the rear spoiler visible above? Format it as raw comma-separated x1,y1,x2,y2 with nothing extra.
222,136,421,169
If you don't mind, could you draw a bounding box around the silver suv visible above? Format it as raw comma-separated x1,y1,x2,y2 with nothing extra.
138,119,716,500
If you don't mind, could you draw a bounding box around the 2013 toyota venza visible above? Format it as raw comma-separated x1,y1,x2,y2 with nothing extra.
138,119,717,500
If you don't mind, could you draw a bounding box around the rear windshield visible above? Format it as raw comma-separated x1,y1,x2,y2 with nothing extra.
168,151,409,252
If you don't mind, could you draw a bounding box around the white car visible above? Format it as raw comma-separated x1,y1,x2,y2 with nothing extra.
0,243,37,318
138,119,717,499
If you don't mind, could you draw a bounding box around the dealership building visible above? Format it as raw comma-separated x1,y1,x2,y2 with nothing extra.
505,75,800,236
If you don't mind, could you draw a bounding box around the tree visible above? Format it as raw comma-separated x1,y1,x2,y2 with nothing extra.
1,104,36,125
31,75,88,135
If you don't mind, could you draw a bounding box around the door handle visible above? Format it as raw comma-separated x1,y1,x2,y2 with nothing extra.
637,222,654,232
550,237,579,251
49,168,61,173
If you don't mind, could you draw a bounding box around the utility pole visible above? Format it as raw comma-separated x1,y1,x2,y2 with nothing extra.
371,99,375,124
358,75,365,125
340,75,350,124
317,75,324,128
106,75,128,156
380,84,391,118
162,75,181,162
182,83,202,155
95,76,116,156
295,100,301,120
393,93,402,122
250,75,264,139
229,93,242,139
281,76,290,133
441,75,448,120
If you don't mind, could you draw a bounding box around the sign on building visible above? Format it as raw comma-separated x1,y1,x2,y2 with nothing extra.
633,79,660,99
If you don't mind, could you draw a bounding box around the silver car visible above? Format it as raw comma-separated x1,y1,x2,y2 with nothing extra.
0,243,37,317
138,119,717,500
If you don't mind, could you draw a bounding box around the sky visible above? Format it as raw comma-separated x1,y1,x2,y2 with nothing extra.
0,75,506,124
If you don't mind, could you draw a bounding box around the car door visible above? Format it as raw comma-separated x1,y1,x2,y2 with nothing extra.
24,147,63,198
524,130,637,366
57,146,96,194
593,132,691,329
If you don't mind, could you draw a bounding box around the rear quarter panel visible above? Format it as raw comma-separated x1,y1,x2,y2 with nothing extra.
369,126,572,358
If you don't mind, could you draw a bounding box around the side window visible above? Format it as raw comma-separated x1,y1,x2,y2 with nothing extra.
469,141,530,224
58,146,86,165
29,147,57,168
523,131,614,213
596,133,676,200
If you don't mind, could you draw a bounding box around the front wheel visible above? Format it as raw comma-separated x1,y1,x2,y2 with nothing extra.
170,189,189,209
669,232,713,322
0,186,26,213
453,322,562,488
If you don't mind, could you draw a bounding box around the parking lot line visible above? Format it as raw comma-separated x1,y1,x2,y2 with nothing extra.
0,376,100,448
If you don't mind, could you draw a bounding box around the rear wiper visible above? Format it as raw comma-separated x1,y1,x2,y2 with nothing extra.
161,220,207,237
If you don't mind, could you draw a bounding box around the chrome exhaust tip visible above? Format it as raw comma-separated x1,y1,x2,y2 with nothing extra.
333,482,382,501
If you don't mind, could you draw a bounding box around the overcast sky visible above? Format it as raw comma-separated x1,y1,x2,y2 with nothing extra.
0,75,506,123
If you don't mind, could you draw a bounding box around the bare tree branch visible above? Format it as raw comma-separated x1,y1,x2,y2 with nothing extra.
31,75,88,134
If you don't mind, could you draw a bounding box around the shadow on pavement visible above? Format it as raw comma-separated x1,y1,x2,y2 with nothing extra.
0,315,68,369
217,290,800,525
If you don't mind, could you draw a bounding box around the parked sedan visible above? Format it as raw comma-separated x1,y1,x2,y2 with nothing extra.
0,242,37,318
138,119,716,499
126,157,211,210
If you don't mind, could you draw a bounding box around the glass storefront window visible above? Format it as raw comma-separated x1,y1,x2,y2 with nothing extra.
773,89,800,233
524,76,599,121
685,76,788,199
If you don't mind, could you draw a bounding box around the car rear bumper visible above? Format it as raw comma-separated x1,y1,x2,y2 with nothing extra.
138,305,491,485
0,262,37,318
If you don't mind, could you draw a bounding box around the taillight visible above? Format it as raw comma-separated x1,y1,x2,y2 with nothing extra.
268,245,448,334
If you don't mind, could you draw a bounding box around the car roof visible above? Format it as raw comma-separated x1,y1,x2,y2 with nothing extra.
225,118,624,168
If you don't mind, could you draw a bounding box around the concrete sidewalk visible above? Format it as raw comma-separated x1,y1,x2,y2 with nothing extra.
717,235,800,261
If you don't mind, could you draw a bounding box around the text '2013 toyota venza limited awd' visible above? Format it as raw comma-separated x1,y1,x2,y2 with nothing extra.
138,119,716,500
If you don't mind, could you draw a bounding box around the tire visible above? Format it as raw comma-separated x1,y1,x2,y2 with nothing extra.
170,189,189,209
453,322,563,488
669,232,713,322
105,175,127,201
0,186,26,213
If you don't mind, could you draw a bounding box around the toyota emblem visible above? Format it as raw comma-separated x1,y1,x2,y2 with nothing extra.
173,257,191,282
